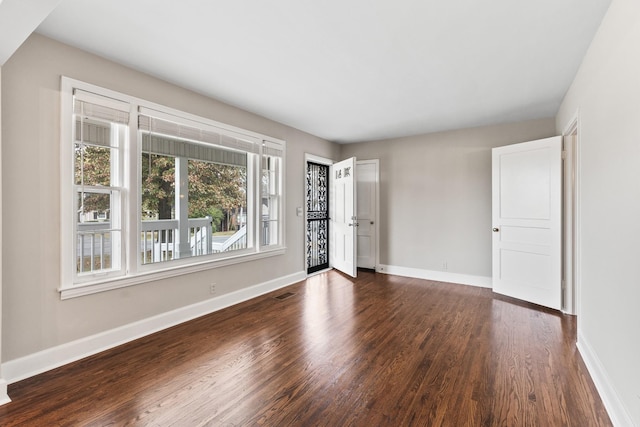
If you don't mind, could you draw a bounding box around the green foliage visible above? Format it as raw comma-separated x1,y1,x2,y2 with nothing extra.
75,144,112,213
141,153,246,231
141,153,175,219
79,146,247,231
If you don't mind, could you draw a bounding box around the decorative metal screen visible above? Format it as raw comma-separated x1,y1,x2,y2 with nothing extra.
306,162,329,273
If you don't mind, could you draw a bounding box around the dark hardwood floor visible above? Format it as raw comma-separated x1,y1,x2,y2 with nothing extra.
0,270,611,426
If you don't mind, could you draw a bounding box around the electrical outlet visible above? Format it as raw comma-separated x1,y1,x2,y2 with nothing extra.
209,283,216,294
442,261,448,271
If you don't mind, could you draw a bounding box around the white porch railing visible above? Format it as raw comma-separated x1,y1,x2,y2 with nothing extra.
189,217,213,256
140,217,246,264
79,218,249,267
140,219,179,263
77,222,114,272
211,226,247,253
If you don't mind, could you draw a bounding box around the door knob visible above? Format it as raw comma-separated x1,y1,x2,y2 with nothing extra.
492,227,499,232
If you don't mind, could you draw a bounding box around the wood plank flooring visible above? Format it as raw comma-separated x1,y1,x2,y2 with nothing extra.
0,270,611,426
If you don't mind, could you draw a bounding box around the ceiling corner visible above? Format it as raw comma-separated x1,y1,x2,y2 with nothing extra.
0,0,63,66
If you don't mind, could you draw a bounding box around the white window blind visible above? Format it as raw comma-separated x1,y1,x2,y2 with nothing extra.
74,89,130,124
139,107,258,167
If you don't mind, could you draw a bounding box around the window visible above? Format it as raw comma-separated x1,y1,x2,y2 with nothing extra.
61,78,285,297
72,90,128,280
261,142,283,247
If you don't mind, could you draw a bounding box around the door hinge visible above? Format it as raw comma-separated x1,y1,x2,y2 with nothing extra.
561,150,567,160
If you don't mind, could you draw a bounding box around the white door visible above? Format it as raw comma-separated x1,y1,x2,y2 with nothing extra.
356,160,378,269
330,157,357,277
492,136,562,310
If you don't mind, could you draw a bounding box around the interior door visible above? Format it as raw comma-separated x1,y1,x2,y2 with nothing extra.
356,160,377,269
492,136,562,310
330,157,357,277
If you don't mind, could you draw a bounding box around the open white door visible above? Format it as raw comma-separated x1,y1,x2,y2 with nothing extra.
330,157,357,277
492,136,562,310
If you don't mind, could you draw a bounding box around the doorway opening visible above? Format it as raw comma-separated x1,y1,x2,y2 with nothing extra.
563,118,579,315
306,161,330,274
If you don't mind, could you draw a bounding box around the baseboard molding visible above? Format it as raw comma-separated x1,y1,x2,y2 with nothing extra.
2,270,306,385
577,331,634,427
377,264,492,288
0,379,10,405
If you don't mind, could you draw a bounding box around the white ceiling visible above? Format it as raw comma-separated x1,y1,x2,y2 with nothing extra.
6,0,612,143
0,0,62,65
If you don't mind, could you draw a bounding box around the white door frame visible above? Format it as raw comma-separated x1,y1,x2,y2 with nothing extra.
562,113,580,316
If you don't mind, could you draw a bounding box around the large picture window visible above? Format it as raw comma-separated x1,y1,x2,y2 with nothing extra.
138,109,254,264
61,78,285,297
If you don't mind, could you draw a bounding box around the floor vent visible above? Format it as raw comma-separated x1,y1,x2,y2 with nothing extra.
274,292,296,301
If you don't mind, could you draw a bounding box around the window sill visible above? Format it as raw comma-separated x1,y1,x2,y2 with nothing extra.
59,247,286,300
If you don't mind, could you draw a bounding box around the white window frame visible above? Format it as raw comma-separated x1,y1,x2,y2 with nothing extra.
60,77,286,299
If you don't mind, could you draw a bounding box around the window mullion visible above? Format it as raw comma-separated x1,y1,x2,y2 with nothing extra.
125,108,139,276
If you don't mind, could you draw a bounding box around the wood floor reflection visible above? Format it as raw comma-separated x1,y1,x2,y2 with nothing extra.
0,270,611,426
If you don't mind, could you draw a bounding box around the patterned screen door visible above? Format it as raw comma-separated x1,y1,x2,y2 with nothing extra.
306,162,329,274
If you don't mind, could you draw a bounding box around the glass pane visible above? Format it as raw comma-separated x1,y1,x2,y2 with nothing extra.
261,170,270,196
261,220,278,246
189,160,248,255
76,228,119,274
75,118,113,147
77,191,111,224
141,152,176,220
75,144,112,186
262,196,278,220
262,155,279,196
140,149,250,264
263,169,278,195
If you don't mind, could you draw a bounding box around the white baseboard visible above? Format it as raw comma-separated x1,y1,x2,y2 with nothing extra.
577,331,634,427
377,264,492,288
0,379,10,405
2,270,306,385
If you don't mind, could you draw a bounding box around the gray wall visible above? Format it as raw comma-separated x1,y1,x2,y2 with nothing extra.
1,34,339,362
556,0,640,424
340,119,556,279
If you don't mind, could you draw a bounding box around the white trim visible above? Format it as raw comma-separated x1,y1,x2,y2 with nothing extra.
577,332,634,427
4,270,305,384
561,108,581,137
0,380,9,406
562,110,581,318
305,153,333,166
60,247,286,299
377,264,492,288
